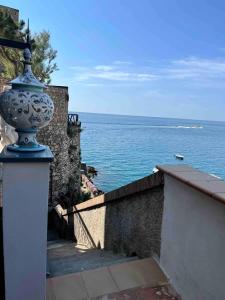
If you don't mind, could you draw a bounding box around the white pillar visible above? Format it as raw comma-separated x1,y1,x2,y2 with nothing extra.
1,147,53,300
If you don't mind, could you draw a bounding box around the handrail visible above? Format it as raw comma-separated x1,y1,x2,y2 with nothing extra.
68,113,80,126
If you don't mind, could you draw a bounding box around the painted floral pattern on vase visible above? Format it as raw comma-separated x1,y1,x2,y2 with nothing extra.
0,89,54,129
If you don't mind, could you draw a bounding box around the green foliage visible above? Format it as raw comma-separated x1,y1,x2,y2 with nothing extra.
0,10,58,83
31,31,58,83
78,192,91,203
67,126,77,138
87,166,98,178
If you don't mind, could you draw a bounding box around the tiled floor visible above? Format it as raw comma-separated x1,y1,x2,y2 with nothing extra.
93,285,179,300
109,257,167,291
46,257,177,300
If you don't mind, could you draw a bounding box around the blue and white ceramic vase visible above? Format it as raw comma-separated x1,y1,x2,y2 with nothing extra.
0,48,54,152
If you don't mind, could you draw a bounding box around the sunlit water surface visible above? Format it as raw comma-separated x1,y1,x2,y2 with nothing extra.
77,112,225,192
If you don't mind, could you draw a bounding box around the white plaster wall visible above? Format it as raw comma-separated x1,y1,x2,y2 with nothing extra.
160,175,225,300
3,162,50,300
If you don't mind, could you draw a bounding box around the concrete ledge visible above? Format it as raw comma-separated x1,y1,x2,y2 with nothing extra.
104,171,163,202
0,146,54,163
46,85,68,89
53,171,164,257
65,171,164,214
157,164,225,205
74,195,105,212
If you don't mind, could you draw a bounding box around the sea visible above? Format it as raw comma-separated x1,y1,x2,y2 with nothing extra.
77,112,225,192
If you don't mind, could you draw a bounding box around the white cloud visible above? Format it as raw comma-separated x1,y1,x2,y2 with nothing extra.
72,64,157,83
113,60,133,65
94,65,115,71
82,83,104,87
69,57,225,86
76,71,157,82
69,66,89,71
164,57,225,80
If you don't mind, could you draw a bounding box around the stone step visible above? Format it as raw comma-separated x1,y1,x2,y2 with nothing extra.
47,240,138,277
47,229,60,241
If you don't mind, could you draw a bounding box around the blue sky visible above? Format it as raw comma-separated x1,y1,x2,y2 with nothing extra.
3,0,225,121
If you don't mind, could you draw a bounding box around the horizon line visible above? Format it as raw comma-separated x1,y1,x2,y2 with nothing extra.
69,110,225,124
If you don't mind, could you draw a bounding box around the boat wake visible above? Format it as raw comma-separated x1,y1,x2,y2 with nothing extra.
136,125,204,129
83,120,203,129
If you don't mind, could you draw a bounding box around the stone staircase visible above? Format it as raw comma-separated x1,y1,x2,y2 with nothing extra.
47,239,138,277
47,238,179,300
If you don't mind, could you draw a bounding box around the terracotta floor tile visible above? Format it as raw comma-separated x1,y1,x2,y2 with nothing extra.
51,273,88,300
46,279,56,300
109,258,167,291
82,267,119,298
93,285,179,299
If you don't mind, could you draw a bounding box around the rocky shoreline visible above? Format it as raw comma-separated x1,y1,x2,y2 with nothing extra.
80,163,103,200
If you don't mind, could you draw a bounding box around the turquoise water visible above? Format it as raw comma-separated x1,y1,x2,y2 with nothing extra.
78,112,225,192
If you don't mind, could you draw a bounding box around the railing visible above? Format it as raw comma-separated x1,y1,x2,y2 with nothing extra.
68,113,80,126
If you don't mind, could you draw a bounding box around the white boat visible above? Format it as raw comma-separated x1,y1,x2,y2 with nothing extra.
175,154,184,160
210,173,221,179
152,167,159,173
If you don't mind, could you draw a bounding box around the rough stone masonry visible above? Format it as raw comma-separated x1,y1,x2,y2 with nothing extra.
37,85,81,205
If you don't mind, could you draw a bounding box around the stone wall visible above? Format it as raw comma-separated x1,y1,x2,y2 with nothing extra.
0,5,19,23
53,171,164,258
37,85,81,204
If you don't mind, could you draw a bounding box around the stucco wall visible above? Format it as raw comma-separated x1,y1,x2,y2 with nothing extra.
55,171,164,257
74,205,106,249
3,162,50,300
160,174,225,300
